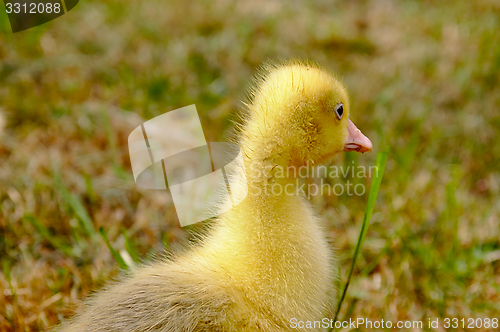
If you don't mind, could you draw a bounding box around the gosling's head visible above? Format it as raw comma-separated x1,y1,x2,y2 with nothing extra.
245,62,372,167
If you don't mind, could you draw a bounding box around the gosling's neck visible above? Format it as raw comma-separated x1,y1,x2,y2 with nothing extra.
206,124,333,318
241,109,311,187
222,112,319,232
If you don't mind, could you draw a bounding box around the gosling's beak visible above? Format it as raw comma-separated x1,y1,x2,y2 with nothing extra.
343,119,373,153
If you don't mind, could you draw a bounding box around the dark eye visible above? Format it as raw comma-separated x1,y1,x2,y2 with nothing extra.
334,103,344,120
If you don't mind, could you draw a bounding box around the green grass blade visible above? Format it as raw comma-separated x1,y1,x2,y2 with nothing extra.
122,228,140,263
99,227,129,270
24,215,75,257
52,168,96,237
60,188,96,237
331,147,389,330
2,260,14,296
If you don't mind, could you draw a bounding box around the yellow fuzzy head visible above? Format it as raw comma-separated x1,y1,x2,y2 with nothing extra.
243,61,355,167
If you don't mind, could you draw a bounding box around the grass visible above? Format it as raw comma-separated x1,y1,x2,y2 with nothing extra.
1,0,499,331
98,227,128,271
332,147,389,329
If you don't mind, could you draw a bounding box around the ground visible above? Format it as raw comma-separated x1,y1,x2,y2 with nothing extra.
0,0,499,331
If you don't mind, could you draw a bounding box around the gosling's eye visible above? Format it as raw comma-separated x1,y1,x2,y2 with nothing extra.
334,103,344,120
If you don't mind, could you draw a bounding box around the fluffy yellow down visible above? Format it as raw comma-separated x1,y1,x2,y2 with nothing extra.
59,61,355,332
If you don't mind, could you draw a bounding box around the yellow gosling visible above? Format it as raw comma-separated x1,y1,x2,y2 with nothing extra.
58,61,372,332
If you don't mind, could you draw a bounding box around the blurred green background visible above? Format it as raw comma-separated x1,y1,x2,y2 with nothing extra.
0,0,499,331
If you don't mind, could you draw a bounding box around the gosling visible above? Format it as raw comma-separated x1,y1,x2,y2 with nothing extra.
58,61,372,332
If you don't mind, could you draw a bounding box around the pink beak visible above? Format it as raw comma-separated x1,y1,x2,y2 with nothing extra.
343,119,373,153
